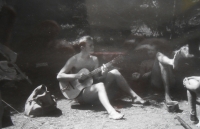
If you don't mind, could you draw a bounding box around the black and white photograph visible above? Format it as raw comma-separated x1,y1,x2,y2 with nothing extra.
0,0,200,129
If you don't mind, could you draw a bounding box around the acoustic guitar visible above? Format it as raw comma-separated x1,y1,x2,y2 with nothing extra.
59,56,123,99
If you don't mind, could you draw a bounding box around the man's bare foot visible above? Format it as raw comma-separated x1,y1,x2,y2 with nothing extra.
109,111,124,120
165,96,174,104
132,97,149,105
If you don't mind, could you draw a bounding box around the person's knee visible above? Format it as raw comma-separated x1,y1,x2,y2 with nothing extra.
108,69,121,76
94,82,106,92
185,79,200,91
156,52,163,59
157,52,173,66
157,52,166,65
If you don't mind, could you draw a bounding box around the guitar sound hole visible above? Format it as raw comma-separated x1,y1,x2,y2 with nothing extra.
79,79,84,83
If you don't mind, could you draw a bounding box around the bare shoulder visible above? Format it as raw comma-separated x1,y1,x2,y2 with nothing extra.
58,54,78,74
67,54,78,64
90,55,98,62
90,55,99,68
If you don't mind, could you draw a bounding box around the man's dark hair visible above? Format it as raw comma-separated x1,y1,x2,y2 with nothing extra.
78,36,93,47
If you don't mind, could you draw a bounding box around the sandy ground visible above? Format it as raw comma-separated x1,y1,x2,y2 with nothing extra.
3,93,200,129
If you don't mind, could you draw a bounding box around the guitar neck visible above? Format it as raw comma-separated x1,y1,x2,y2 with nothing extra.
89,62,112,77
88,55,122,77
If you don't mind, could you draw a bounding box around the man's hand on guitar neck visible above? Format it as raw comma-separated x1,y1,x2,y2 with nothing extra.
101,64,109,77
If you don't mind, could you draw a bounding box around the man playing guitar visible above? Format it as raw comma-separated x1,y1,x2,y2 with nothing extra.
57,36,147,120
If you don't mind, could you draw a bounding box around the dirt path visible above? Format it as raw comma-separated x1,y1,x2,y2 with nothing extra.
3,96,200,129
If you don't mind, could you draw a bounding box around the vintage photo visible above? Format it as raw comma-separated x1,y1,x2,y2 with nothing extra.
0,0,200,129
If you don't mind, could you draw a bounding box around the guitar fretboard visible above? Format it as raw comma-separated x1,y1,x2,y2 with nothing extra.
89,56,122,77
89,62,112,76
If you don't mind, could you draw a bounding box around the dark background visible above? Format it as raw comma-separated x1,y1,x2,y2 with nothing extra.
1,0,200,48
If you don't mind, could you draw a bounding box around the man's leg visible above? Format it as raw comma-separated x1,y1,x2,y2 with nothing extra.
159,63,173,103
103,69,147,104
187,90,199,123
156,52,174,103
80,82,124,119
184,77,200,125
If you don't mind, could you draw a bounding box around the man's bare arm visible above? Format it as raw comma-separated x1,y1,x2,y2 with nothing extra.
186,76,200,81
57,56,79,81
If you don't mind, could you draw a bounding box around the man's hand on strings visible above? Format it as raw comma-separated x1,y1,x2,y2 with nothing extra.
76,73,88,81
101,64,109,77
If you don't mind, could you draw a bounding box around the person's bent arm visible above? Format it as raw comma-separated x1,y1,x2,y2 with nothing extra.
187,76,200,81
57,57,80,81
142,71,151,79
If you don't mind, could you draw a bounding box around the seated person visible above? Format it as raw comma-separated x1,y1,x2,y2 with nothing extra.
57,36,148,120
183,76,200,127
132,44,158,94
132,38,195,105
151,44,197,105
24,84,57,117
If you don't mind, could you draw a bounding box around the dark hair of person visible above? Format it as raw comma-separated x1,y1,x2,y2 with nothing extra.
78,36,93,47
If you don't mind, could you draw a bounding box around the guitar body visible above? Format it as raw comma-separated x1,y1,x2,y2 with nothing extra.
59,68,93,99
